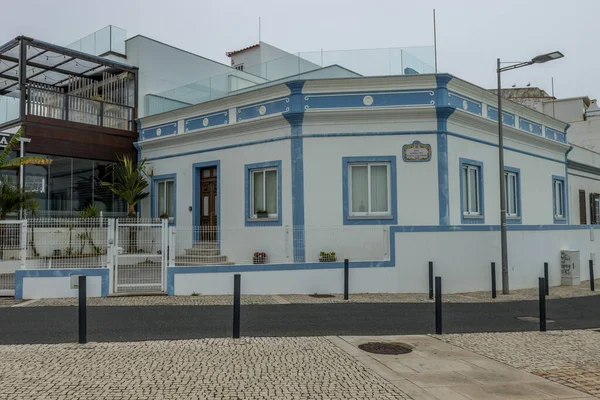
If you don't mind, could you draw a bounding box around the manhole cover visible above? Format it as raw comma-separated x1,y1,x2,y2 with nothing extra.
358,342,413,355
516,316,555,323
309,294,335,298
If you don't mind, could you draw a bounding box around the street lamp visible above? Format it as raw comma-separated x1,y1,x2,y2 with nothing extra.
497,51,564,295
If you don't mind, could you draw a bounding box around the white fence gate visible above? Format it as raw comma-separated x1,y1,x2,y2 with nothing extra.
0,220,26,296
112,219,168,294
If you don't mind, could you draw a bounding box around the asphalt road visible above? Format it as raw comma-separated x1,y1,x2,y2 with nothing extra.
1,296,599,344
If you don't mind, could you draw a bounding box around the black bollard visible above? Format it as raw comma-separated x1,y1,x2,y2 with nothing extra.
544,262,549,296
590,260,595,292
343,259,349,300
539,277,546,332
78,275,87,344
428,262,434,300
233,274,241,339
435,276,442,334
491,262,497,299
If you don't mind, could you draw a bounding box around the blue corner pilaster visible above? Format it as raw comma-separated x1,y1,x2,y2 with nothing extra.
284,80,306,262
435,74,454,226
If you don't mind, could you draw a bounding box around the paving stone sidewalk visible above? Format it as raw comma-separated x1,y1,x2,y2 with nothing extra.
10,279,599,307
0,337,411,400
438,329,600,397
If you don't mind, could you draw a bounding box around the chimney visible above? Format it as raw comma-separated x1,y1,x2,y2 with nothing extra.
586,99,600,119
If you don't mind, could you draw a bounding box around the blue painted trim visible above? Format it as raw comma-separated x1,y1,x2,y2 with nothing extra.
165,222,599,294
459,158,485,224
552,175,567,224
304,89,436,110
519,117,543,136
504,166,522,224
487,106,516,127
237,97,290,121
192,161,221,243
285,80,306,262
447,91,482,115
244,161,283,226
342,156,398,225
184,110,229,132
145,130,566,165
140,121,178,141
447,131,565,164
15,268,110,300
151,173,177,226
436,75,454,226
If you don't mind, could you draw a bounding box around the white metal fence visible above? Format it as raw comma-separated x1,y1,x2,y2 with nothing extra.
0,219,390,296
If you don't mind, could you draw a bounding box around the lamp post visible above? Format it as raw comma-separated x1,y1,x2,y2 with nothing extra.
497,51,564,294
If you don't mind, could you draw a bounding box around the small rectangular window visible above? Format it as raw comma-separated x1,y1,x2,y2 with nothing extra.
553,179,564,218
462,165,480,215
250,167,278,218
156,179,175,223
349,162,391,216
234,64,244,71
504,171,518,217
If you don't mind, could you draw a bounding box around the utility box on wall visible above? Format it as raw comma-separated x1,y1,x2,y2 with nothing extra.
561,250,580,286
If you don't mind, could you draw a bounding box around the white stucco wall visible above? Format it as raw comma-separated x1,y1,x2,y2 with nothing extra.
22,276,103,299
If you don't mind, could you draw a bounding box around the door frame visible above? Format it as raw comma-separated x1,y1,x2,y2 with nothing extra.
192,161,220,244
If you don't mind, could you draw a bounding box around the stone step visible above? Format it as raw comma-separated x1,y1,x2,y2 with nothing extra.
174,261,235,266
192,241,219,250
184,248,219,256
175,254,229,264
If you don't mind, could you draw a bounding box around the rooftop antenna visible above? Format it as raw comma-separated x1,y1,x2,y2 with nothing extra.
433,9,438,73
258,17,261,42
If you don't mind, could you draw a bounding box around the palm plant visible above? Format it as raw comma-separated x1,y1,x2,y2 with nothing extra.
102,155,149,218
102,155,149,252
0,128,52,170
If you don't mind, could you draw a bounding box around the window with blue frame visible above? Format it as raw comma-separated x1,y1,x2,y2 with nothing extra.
154,177,175,224
460,158,484,223
504,167,521,222
342,156,397,225
552,176,566,222
244,161,282,226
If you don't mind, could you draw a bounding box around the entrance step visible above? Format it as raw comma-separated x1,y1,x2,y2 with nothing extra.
174,258,234,266
184,248,219,256
175,254,229,264
192,241,219,250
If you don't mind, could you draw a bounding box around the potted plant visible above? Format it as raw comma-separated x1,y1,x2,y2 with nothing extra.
319,251,337,262
256,209,268,218
253,252,267,264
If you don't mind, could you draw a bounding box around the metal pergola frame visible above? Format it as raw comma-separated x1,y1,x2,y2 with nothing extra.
0,35,139,130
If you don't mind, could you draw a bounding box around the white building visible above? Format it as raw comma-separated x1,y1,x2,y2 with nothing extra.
136,66,600,296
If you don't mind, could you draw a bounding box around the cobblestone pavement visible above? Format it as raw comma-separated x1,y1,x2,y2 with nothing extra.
15,280,600,307
0,298,19,308
0,337,411,400
438,329,600,397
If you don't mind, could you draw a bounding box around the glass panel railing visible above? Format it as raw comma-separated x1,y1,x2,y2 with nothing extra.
66,25,126,56
0,93,20,125
146,46,435,116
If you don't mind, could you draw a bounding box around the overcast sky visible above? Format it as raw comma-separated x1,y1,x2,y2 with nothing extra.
2,0,597,99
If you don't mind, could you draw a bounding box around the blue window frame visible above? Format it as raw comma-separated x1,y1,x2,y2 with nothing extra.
151,173,177,225
244,161,282,226
504,166,522,224
342,156,397,225
459,158,485,224
552,175,567,224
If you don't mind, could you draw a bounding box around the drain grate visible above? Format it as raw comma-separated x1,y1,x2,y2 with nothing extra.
309,294,335,298
358,342,413,355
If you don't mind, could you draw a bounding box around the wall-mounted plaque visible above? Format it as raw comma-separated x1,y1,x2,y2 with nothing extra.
402,141,431,162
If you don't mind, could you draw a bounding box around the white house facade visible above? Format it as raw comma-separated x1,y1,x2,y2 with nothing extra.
133,72,600,297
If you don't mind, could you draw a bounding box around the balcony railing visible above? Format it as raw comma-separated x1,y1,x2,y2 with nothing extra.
27,87,134,131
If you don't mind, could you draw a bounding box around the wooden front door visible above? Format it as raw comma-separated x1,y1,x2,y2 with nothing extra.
200,167,217,241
